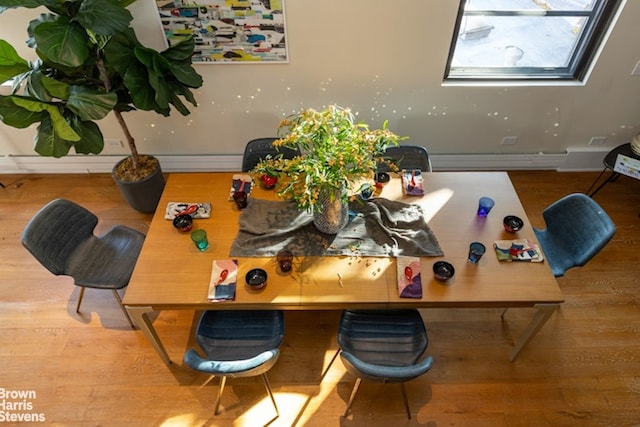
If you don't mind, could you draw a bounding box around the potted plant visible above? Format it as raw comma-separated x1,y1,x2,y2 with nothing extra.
251,105,404,233
0,0,203,212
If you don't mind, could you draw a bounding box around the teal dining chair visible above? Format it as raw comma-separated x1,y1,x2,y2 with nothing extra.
533,193,616,277
183,310,285,416
21,198,145,328
336,309,434,419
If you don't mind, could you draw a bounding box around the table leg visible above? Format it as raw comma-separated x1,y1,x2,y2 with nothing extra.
126,306,172,366
587,170,619,197
509,303,559,362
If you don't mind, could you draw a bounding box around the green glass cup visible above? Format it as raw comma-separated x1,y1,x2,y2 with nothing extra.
190,229,209,251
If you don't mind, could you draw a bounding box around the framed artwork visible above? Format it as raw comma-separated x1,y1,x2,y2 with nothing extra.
156,0,287,63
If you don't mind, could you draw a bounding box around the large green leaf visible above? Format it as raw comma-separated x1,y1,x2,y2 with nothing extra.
11,96,80,141
67,86,117,120
34,20,89,68
34,116,74,157
41,75,70,100
103,28,139,75
26,13,58,49
168,61,202,88
167,92,189,116
122,61,156,111
0,95,43,127
0,0,51,13
161,36,195,62
76,0,133,36
134,46,168,70
171,83,197,109
69,117,104,154
147,67,169,111
0,40,30,83
152,54,172,107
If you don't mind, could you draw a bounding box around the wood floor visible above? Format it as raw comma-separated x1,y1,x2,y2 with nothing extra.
1,171,639,426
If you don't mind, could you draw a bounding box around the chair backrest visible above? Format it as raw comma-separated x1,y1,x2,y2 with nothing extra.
337,309,428,366
538,193,616,274
378,145,432,173
21,199,98,275
241,137,300,172
196,310,285,360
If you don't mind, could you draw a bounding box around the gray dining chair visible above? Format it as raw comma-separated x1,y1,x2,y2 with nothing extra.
241,137,300,172
378,144,432,173
183,310,285,416
533,193,616,277
21,198,145,328
336,309,433,419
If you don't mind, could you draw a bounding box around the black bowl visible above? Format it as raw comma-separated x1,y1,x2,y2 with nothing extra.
246,268,268,290
374,172,391,185
433,261,455,281
172,214,193,232
503,215,524,233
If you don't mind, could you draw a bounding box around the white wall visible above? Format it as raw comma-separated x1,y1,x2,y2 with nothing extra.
1,0,639,164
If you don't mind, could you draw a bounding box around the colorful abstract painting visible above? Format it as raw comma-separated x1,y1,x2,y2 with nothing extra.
157,0,287,63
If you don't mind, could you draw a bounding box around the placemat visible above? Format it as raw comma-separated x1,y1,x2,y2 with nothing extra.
229,197,443,257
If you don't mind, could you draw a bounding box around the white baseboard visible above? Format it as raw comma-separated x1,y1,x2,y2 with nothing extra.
0,154,243,174
0,150,607,174
431,153,567,171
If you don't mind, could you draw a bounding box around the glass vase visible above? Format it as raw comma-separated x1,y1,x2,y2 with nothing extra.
312,186,349,234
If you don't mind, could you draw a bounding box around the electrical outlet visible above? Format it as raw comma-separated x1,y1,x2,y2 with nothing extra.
105,138,123,148
589,136,606,145
501,136,518,145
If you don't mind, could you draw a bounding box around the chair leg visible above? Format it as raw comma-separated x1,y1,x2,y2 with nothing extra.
111,289,136,329
343,377,362,417
76,287,86,313
501,308,509,318
201,375,216,388
214,376,227,415
400,383,412,419
261,373,279,416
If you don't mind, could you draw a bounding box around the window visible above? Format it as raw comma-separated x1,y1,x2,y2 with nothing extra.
444,0,623,82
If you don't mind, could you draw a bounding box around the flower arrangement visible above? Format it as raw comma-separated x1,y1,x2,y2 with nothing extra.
252,105,404,212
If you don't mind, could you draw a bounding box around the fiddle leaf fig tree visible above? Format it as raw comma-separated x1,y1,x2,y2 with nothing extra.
0,0,203,180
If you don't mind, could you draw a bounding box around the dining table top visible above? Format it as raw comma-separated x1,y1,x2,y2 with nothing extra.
122,171,564,310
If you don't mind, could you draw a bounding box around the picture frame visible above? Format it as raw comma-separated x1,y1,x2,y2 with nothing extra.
156,0,288,63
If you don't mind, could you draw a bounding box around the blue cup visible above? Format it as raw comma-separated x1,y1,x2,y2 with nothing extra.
468,242,486,263
477,197,495,217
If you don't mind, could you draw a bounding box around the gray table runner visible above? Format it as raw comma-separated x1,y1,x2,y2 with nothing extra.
230,197,443,257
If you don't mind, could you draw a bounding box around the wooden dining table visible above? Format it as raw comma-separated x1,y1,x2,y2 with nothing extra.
123,172,564,365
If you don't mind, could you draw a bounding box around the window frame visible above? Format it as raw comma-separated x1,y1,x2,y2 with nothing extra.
444,0,624,82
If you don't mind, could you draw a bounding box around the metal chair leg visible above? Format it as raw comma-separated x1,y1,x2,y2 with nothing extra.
214,376,227,415
201,375,216,388
76,287,86,313
261,373,279,416
343,377,362,417
400,383,412,419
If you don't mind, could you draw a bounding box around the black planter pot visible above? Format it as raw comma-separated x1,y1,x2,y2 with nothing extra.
112,157,166,213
